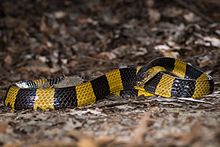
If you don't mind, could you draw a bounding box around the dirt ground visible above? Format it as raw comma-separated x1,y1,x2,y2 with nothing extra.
0,0,220,146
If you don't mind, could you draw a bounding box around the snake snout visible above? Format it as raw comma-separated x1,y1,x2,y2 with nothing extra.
136,72,149,88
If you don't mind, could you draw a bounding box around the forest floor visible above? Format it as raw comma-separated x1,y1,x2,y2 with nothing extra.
0,0,220,146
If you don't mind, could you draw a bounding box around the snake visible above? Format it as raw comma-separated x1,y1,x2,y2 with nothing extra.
4,57,214,110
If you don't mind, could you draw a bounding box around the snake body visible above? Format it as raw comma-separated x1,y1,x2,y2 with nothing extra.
4,57,214,110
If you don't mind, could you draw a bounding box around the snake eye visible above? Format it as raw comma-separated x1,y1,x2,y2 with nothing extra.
136,71,149,87
137,65,150,79
137,71,149,80
136,73,144,81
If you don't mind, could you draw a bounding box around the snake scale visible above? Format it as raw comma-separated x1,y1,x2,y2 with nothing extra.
4,57,214,110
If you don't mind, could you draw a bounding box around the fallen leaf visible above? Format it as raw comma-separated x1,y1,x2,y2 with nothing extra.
197,56,212,67
0,122,8,133
184,12,200,22
40,16,48,33
154,44,179,58
77,138,97,147
54,11,67,19
4,54,12,65
163,6,184,18
154,44,170,51
148,9,161,24
96,52,116,60
179,120,203,145
129,113,151,146
203,36,220,48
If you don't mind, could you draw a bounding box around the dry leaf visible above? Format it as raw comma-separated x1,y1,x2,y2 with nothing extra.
4,54,12,65
54,11,67,19
179,121,203,145
154,44,179,58
198,56,212,67
40,16,48,33
0,122,8,133
184,12,200,22
96,136,115,147
163,6,183,18
96,52,116,60
77,138,97,147
203,37,220,48
148,9,161,24
129,113,151,146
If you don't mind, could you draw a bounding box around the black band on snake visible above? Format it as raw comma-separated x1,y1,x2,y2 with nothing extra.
4,57,214,110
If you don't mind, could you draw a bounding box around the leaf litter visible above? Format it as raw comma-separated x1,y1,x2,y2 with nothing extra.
0,0,220,146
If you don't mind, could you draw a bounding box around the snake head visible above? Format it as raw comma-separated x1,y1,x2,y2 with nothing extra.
136,65,152,88
136,65,166,87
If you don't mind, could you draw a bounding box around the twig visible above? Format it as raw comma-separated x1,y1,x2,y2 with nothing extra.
177,97,215,105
